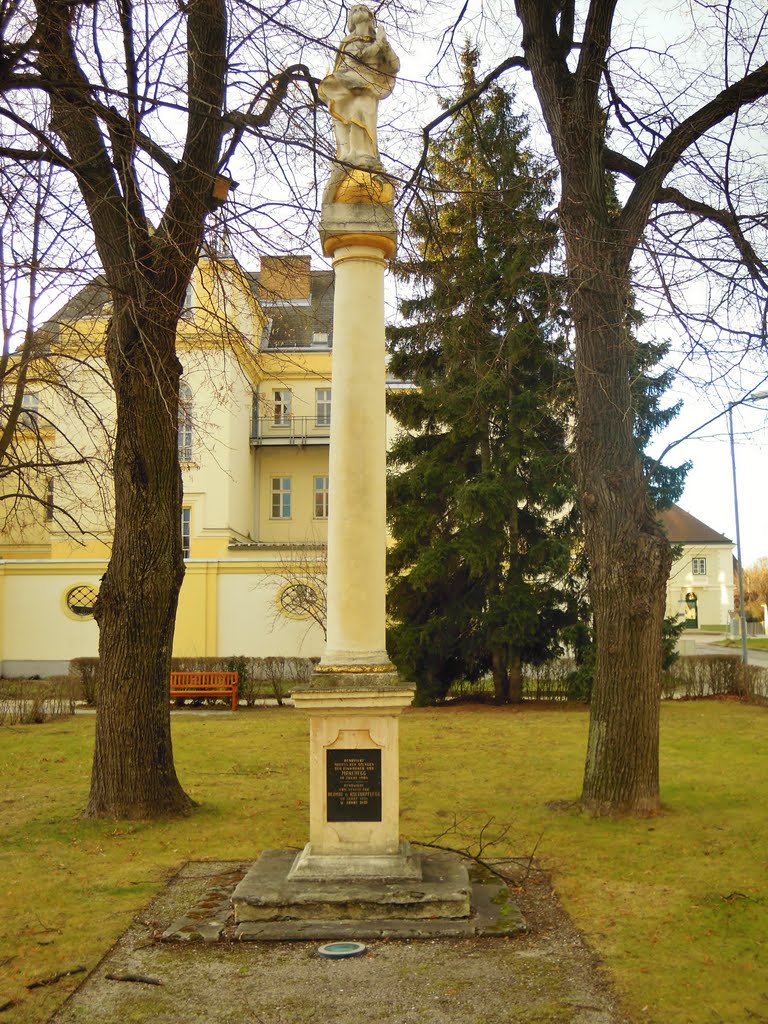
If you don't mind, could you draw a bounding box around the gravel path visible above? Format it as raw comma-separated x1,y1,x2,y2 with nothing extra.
49,861,633,1024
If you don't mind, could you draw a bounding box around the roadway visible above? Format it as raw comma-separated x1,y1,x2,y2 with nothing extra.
688,632,768,668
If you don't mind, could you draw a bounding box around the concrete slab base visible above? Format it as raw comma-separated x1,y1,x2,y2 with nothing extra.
232,848,470,922
160,857,526,943
235,873,526,940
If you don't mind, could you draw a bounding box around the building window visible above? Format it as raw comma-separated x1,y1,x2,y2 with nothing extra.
271,477,291,518
66,584,98,618
182,280,195,319
273,389,292,426
45,478,55,521
181,507,191,559
178,383,193,462
315,388,331,427
279,582,321,620
692,557,707,576
20,394,39,429
314,475,329,519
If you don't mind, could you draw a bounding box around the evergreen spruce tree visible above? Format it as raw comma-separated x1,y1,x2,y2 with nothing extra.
386,47,574,704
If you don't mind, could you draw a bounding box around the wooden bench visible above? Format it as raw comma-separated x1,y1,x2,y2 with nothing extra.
169,671,239,712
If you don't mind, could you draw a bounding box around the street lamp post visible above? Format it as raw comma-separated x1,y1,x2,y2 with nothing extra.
728,390,768,666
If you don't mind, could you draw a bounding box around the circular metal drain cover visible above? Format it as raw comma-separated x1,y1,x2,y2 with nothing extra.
317,941,367,959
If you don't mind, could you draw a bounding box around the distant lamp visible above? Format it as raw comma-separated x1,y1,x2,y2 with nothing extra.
211,174,238,207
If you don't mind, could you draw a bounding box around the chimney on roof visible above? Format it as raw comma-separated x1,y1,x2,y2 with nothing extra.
260,256,311,301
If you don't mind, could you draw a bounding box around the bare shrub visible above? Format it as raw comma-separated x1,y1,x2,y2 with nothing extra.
523,661,574,702
263,656,289,706
665,656,748,698
0,676,78,724
69,658,100,705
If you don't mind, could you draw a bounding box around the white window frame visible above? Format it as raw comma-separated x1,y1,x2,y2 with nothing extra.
178,383,193,462
315,388,331,428
271,476,292,519
313,475,329,519
20,394,39,429
181,507,191,559
691,557,707,576
273,389,292,426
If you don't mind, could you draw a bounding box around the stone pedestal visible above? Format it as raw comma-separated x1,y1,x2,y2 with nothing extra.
290,675,417,880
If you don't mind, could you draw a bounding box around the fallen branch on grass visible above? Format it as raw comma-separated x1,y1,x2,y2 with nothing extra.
414,815,545,883
26,965,86,989
413,838,511,882
106,972,163,986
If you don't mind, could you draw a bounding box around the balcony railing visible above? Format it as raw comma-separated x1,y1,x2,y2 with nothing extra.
250,414,331,446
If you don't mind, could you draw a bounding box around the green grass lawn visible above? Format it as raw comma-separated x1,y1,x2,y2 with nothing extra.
1,701,766,1023
717,636,768,650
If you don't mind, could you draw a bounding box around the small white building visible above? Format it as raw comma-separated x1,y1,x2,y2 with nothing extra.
660,505,734,629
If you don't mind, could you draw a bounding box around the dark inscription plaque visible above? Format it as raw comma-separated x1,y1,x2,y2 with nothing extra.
326,748,382,822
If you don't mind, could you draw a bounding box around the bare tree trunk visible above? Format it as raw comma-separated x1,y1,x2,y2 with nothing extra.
512,0,674,814
34,0,227,818
491,647,510,704
566,225,672,815
508,651,523,704
506,504,524,705
87,302,192,817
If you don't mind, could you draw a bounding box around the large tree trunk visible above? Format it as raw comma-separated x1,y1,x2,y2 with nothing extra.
566,223,672,816
513,0,768,814
87,301,192,818
35,0,227,818
491,647,510,704
508,651,523,704
514,0,673,814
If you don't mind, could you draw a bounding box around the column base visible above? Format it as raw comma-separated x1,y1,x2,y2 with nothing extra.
287,840,422,882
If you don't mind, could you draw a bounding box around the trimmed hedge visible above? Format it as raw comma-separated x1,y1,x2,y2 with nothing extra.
68,655,320,707
663,654,768,700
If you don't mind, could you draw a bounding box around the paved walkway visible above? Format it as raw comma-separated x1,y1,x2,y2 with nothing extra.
49,861,631,1024
687,631,768,667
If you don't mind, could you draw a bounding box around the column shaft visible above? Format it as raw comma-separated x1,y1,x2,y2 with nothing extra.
321,244,390,667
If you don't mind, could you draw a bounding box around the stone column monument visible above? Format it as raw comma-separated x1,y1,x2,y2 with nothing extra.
289,4,417,882
231,12,481,931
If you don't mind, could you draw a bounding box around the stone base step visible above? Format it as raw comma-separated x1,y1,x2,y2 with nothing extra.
231,848,471,923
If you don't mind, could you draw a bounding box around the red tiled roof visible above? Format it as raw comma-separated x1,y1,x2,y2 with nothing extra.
658,504,732,545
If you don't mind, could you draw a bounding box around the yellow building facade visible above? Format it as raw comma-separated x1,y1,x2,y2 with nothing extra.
0,255,335,675
0,254,735,677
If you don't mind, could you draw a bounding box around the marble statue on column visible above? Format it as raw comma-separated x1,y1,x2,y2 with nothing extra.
319,5,400,170
318,5,398,238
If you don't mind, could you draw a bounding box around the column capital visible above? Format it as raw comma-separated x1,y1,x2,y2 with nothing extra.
323,232,396,259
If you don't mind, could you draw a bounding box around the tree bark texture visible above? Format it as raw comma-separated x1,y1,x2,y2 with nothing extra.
491,647,510,704
87,303,192,818
508,652,523,704
516,0,672,814
35,0,227,817
565,225,671,815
